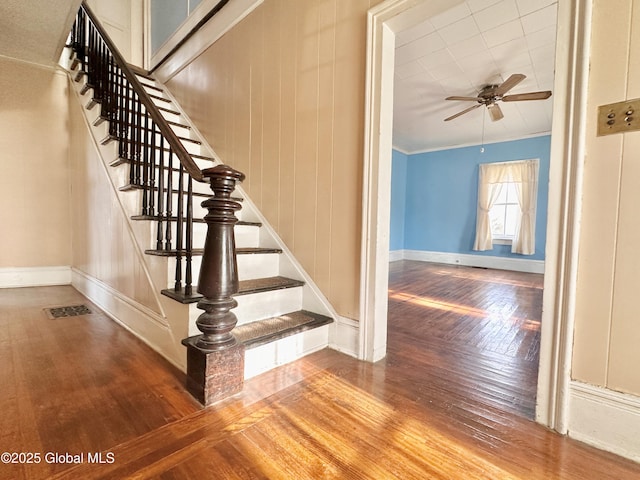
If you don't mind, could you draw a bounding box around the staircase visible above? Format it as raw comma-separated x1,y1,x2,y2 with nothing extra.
65,3,334,394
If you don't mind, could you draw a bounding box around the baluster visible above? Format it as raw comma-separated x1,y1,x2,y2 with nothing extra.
136,96,144,185
156,135,165,250
134,94,142,186
165,147,173,250
101,38,107,103
185,176,193,296
142,113,149,215
116,68,126,160
129,93,137,186
94,35,103,102
81,10,87,71
175,162,184,292
124,81,132,162
149,123,156,217
86,23,94,85
106,54,115,132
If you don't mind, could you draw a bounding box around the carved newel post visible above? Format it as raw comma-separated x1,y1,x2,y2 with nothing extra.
181,164,246,406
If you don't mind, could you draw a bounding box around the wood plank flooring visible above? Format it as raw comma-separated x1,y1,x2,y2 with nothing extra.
387,260,542,419
2,282,640,479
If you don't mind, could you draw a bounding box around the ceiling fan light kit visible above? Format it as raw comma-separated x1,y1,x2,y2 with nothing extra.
444,74,552,122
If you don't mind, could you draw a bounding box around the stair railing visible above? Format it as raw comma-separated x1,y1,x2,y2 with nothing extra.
71,2,203,299
70,1,247,403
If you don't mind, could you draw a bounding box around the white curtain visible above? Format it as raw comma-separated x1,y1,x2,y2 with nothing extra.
473,159,539,255
511,159,539,255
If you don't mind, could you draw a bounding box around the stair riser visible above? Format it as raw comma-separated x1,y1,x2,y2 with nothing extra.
139,221,259,252
168,251,280,288
186,286,304,337
136,130,198,149
244,325,330,379
159,109,181,124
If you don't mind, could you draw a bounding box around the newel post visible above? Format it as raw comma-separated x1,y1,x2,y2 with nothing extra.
181,164,246,406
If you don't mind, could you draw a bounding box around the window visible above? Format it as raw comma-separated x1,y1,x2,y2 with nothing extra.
473,159,539,255
489,181,520,240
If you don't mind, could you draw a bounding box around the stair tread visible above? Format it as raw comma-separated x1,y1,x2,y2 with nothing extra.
146,247,281,256
119,182,244,201
158,105,180,116
112,149,213,163
233,310,332,348
161,276,304,304
140,81,163,93
131,215,260,227
149,93,171,103
239,276,303,294
118,184,210,198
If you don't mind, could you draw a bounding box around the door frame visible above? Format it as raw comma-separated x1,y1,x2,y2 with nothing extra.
359,0,592,431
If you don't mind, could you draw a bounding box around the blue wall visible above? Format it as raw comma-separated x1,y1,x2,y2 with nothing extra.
391,136,551,260
390,150,408,251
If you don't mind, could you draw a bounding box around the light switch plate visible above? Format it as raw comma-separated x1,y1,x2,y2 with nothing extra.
597,98,640,136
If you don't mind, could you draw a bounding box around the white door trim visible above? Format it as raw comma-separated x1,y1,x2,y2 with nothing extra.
360,0,592,431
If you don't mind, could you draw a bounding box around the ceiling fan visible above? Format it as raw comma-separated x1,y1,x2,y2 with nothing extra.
444,74,552,122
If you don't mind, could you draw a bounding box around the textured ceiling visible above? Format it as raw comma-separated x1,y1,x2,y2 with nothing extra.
393,0,558,153
0,0,82,67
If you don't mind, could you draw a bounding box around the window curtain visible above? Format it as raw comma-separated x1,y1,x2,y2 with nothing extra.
473,159,539,255
511,159,539,255
473,163,508,251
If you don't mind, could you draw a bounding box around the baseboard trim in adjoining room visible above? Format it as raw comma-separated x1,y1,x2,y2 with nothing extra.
0,266,72,288
389,249,545,274
568,381,640,463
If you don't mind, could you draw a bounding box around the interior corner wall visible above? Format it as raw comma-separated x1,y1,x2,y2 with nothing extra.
0,57,72,272
390,149,408,252
166,0,386,320
399,136,551,261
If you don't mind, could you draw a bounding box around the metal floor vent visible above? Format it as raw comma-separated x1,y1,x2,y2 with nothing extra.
44,305,93,319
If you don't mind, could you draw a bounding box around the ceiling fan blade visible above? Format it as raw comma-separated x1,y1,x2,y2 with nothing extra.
444,103,482,121
494,73,526,96
445,95,480,102
502,91,552,101
487,103,504,122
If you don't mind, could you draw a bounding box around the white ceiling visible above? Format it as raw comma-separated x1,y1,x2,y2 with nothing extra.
393,0,558,153
0,0,82,67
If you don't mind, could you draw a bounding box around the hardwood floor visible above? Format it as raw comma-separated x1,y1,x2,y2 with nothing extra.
387,260,542,419
2,283,640,479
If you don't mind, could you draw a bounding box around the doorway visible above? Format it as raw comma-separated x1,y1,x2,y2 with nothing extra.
360,0,590,432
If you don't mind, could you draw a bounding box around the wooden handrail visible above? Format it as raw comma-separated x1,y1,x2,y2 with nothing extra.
81,1,204,183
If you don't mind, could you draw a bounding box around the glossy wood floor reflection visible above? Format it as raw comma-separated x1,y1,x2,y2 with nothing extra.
387,260,543,419
3,285,640,479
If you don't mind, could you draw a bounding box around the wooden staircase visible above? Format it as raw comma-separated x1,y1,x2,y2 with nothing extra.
66,2,334,403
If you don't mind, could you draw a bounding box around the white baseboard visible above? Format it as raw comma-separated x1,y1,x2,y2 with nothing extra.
391,249,545,274
0,266,71,288
568,381,640,462
329,315,360,358
71,268,183,369
388,250,404,262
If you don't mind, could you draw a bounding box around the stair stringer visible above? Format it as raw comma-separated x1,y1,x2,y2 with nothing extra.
67,72,192,370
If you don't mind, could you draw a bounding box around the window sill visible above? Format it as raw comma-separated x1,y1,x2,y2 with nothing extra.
493,238,513,245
